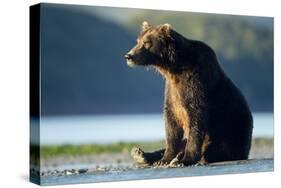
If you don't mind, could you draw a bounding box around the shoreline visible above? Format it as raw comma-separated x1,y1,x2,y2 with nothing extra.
28,137,274,180
36,137,273,168
32,158,274,183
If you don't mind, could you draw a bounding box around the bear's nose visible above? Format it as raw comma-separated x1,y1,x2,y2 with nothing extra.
124,54,132,60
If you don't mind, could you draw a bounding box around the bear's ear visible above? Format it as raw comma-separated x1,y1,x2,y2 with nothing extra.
160,23,171,35
142,21,151,31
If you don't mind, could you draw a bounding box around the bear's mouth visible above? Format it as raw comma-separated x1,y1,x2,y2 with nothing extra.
125,54,136,67
125,54,149,67
126,59,138,67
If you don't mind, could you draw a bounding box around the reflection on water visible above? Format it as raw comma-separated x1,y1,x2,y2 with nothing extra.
39,113,273,145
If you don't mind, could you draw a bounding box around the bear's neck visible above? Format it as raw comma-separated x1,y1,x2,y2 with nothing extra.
154,65,193,85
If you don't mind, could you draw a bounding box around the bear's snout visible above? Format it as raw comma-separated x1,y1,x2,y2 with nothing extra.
124,53,133,60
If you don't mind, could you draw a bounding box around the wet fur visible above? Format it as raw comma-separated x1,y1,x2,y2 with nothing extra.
126,22,253,166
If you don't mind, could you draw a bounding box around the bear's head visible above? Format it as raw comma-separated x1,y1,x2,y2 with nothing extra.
125,21,176,68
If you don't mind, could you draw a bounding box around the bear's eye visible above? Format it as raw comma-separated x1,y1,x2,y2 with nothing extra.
143,41,152,49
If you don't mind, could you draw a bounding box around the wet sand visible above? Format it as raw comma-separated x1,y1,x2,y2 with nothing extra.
37,159,273,186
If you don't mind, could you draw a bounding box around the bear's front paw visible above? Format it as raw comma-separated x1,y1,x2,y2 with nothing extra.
180,155,200,166
194,158,208,166
153,158,171,167
168,158,184,167
168,152,184,167
153,160,169,167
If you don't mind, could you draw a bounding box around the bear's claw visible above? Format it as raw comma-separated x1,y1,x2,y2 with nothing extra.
168,157,184,167
153,160,169,167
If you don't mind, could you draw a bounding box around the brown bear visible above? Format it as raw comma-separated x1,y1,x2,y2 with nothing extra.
125,21,253,167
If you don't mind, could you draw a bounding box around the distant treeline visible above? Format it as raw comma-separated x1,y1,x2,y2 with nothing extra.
40,4,273,116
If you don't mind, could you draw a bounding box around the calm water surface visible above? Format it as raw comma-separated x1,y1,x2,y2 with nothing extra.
35,113,273,145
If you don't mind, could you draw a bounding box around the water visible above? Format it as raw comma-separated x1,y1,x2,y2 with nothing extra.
40,159,273,186
38,113,273,145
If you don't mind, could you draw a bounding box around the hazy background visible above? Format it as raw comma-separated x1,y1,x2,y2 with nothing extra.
40,3,273,117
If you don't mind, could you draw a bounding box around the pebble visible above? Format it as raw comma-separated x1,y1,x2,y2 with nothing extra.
64,169,79,175
39,164,139,177
78,169,88,174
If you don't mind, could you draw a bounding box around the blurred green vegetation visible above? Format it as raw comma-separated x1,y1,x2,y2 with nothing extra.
40,141,164,157
251,137,273,147
39,138,272,157
125,11,273,62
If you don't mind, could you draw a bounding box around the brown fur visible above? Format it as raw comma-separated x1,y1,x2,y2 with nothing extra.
125,22,253,166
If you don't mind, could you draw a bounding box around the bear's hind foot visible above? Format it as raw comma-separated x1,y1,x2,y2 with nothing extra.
131,147,150,167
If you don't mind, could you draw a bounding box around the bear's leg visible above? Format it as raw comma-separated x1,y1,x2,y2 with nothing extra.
131,147,165,167
181,126,205,166
154,113,184,166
